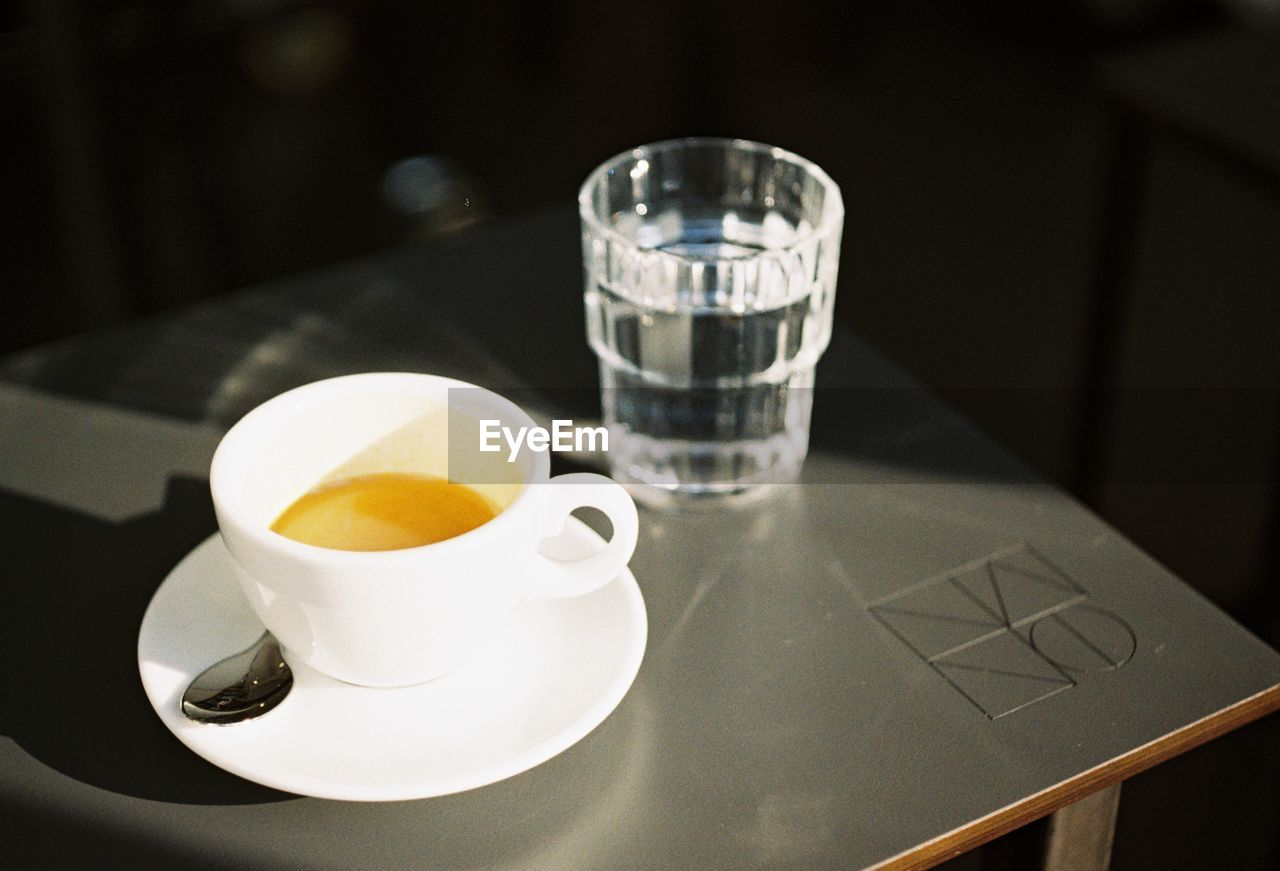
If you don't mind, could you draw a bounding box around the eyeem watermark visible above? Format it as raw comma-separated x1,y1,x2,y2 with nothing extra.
479,419,608,462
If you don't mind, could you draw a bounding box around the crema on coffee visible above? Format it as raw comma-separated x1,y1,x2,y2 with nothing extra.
271,473,498,551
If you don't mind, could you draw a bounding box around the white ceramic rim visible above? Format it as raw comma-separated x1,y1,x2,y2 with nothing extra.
209,372,551,569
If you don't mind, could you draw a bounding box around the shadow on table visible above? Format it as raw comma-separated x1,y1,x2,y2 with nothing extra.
0,476,293,805
0,796,245,870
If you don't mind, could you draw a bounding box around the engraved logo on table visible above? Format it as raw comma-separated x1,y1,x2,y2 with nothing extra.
868,544,1136,719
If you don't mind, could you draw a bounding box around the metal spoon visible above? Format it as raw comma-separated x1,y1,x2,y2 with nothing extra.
181,631,293,724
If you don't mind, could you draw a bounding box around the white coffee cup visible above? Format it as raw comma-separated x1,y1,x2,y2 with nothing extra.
210,372,639,687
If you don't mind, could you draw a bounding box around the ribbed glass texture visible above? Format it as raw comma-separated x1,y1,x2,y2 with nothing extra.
580,138,843,503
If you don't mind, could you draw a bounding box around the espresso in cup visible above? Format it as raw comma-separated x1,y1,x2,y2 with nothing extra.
271,473,498,551
210,373,640,687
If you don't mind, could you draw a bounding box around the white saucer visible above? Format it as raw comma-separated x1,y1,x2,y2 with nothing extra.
137,519,647,801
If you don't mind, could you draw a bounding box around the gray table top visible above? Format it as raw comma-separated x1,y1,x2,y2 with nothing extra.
2,210,1278,869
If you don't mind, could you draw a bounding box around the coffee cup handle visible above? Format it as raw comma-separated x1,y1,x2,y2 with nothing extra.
526,473,639,599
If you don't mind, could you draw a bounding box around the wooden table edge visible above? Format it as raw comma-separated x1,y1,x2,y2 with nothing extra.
869,681,1280,871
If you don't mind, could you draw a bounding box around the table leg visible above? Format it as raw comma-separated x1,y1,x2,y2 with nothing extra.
1074,106,1149,501
1042,782,1122,871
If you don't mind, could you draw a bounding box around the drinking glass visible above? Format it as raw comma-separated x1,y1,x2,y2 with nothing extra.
579,138,844,506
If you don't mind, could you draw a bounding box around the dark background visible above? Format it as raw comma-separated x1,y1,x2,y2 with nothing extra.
2,0,1278,867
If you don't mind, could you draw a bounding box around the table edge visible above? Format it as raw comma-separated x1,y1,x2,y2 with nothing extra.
870,681,1280,871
